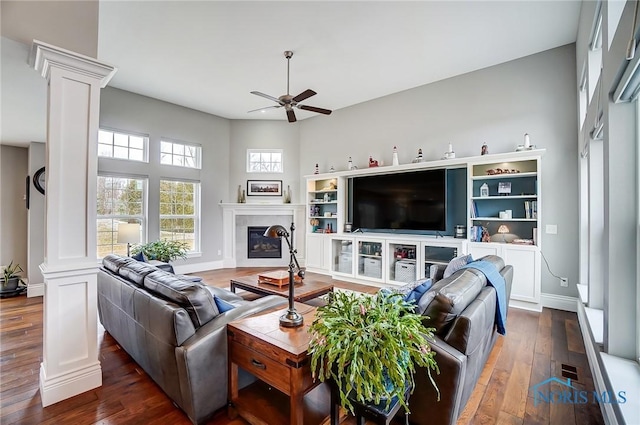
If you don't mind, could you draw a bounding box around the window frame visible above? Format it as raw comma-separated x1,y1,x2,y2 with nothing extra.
98,128,149,163
96,174,147,258
246,148,284,173
160,139,202,169
159,178,201,253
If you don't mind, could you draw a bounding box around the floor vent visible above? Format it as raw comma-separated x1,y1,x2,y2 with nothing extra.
561,364,579,381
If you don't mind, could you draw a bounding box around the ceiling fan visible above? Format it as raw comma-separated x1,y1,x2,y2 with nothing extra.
249,51,332,123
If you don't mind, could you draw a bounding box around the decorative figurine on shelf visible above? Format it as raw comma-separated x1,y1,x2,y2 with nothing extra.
481,143,488,155
347,156,357,170
392,146,399,166
368,156,379,167
314,163,319,174
237,185,243,203
481,226,491,243
241,189,246,203
444,143,455,159
412,148,424,163
524,133,531,149
329,165,335,173
480,183,489,197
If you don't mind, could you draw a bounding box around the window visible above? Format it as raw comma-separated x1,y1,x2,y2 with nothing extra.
159,179,199,252
97,175,146,258
98,129,148,162
247,149,283,173
160,140,201,169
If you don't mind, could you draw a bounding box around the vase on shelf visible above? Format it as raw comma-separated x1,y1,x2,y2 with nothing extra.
241,190,246,203
237,185,243,203
284,185,292,203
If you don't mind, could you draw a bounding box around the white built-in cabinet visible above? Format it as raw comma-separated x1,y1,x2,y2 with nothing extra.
304,149,544,310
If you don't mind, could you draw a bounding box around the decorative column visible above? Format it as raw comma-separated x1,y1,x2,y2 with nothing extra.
31,40,116,407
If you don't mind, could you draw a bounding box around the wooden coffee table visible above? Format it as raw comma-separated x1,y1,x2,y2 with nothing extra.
230,273,334,303
227,303,331,425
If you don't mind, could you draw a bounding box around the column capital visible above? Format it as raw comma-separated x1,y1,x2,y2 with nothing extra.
31,39,117,87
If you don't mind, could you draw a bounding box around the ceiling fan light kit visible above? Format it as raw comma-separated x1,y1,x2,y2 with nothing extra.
249,50,332,123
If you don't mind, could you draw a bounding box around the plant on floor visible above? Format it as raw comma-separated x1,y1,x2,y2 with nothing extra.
131,239,188,263
1,261,26,291
309,290,439,414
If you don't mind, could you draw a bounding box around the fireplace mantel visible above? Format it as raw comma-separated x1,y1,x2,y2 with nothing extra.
220,203,306,268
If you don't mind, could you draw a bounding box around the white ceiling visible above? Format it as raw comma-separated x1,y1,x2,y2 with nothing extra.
97,1,582,122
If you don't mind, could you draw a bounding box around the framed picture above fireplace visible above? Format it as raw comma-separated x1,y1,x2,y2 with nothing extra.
247,180,282,196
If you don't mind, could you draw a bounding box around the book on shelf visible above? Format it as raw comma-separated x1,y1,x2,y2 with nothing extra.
470,201,477,218
524,200,537,219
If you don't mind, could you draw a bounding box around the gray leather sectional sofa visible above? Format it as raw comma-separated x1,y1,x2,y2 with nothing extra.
409,255,513,425
97,254,287,424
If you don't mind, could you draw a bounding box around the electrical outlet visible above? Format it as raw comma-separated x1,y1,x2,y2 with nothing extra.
217,249,222,256
560,277,568,287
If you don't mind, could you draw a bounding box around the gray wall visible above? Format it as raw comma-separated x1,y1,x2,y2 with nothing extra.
299,44,579,298
28,143,45,285
0,145,28,272
99,87,231,267
229,120,301,204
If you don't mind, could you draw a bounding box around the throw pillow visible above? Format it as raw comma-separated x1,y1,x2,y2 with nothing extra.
403,279,432,304
443,254,473,279
214,296,236,313
132,251,146,262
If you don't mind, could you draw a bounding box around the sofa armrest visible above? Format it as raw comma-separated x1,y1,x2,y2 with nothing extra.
174,295,287,424
429,264,446,282
409,336,467,425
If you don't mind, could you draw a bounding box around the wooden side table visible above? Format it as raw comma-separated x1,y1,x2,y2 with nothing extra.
227,303,326,425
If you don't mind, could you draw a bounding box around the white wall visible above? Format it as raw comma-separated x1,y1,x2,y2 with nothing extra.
99,87,231,267
229,120,300,204
299,44,579,298
0,145,28,272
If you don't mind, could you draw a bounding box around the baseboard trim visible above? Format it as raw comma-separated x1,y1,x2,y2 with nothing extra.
540,293,578,312
173,261,223,275
39,361,102,407
28,283,44,298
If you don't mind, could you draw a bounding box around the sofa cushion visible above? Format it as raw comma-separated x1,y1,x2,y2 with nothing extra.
118,261,159,286
102,254,136,274
419,268,487,335
143,271,219,328
443,254,473,279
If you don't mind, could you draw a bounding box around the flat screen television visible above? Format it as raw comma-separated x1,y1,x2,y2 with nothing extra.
350,169,446,232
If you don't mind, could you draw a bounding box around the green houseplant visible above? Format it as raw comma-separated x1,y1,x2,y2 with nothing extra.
309,290,439,413
1,261,26,292
131,239,188,263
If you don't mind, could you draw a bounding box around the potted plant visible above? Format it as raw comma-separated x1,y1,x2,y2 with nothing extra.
131,240,188,263
1,261,26,292
309,290,439,414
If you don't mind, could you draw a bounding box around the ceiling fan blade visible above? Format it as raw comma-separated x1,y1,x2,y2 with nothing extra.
247,105,281,113
292,89,317,103
286,109,297,123
298,105,332,115
250,91,283,104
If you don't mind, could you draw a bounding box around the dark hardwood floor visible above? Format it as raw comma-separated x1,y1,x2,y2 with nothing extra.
0,268,603,425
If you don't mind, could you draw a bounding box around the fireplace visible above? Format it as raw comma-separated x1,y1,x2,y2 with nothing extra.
247,226,282,259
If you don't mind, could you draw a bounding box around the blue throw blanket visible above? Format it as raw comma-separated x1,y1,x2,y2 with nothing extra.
461,260,507,335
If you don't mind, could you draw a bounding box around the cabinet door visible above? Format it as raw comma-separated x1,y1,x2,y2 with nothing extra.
468,242,501,259
305,234,328,272
502,245,540,304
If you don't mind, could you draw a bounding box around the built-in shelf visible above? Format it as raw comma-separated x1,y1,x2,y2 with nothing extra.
577,283,588,304
471,195,537,200
471,171,538,180
471,217,537,222
309,189,338,194
309,201,338,204
309,216,337,219
600,353,640,425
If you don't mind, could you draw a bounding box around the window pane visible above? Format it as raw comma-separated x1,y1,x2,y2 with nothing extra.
161,141,172,153
175,155,185,166
250,152,260,162
114,146,128,159
185,156,196,168
174,144,184,155
160,153,172,164
98,143,113,157
129,149,143,162
130,136,144,149
98,130,113,145
114,133,128,147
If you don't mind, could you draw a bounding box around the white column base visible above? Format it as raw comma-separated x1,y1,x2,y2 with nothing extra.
40,262,101,407
39,361,102,407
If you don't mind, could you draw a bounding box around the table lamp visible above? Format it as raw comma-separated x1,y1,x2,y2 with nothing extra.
497,224,510,243
263,223,305,328
117,223,141,257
